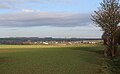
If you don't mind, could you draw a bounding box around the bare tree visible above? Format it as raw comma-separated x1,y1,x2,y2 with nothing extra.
92,0,120,58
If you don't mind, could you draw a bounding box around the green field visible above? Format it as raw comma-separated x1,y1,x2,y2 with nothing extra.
0,45,119,74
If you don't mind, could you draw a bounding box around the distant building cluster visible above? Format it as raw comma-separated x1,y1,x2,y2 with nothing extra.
0,37,103,45
40,40,102,45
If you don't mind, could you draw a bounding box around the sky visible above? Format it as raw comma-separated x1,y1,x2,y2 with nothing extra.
0,0,103,38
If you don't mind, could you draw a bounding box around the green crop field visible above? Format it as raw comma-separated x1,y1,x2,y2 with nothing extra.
0,45,119,74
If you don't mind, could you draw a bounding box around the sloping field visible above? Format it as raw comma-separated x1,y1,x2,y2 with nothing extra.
0,45,119,74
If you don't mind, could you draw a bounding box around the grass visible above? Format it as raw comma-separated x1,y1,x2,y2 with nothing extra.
0,45,119,74
105,53,120,74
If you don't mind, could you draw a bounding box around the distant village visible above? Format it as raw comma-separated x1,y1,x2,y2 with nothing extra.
0,37,103,45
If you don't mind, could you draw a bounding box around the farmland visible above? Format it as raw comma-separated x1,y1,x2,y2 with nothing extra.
0,45,119,74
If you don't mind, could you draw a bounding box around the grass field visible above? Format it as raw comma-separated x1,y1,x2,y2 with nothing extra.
0,45,119,74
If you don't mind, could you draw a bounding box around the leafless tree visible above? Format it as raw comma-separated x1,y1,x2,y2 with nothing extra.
92,0,120,58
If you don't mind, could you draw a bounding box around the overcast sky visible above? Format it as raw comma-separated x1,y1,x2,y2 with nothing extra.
0,0,103,38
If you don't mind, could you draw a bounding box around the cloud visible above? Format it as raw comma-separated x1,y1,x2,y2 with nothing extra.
0,12,92,27
0,0,73,3
0,0,76,9
0,4,11,9
0,0,74,5
22,9,35,13
0,0,15,9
